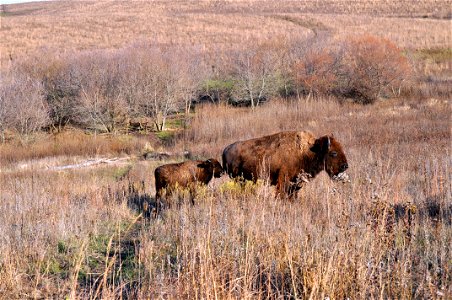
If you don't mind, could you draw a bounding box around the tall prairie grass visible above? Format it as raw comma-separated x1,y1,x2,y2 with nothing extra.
0,0,450,298
0,97,450,298
0,130,149,166
181,97,450,160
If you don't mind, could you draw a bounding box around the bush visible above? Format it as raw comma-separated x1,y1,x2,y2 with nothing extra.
198,79,235,104
339,35,411,104
42,56,82,131
0,74,50,137
230,41,286,108
75,51,129,133
292,47,340,98
290,35,411,103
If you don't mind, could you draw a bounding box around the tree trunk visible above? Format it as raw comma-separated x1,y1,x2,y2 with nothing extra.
306,89,312,102
249,89,255,110
155,112,163,131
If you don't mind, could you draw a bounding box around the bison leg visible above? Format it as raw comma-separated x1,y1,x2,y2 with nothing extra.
286,184,301,201
156,188,172,211
155,190,164,212
188,186,196,205
275,178,288,199
236,176,248,188
276,173,300,200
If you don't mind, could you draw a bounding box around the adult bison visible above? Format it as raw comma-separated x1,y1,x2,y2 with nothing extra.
222,131,348,198
155,159,223,206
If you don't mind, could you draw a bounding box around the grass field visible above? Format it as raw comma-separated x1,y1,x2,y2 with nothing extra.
1,0,451,64
0,0,451,298
1,97,450,298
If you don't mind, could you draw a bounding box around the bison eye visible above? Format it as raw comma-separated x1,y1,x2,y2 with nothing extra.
330,151,338,157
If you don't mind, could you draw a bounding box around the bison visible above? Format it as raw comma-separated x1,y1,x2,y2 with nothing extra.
222,131,348,198
154,158,223,207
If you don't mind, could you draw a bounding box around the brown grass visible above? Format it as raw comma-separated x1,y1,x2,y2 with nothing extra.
0,130,150,166
0,97,450,298
181,97,450,159
1,1,450,66
0,0,451,298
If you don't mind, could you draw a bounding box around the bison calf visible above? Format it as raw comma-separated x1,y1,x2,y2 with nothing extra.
222,131,348,198
155,159,223,207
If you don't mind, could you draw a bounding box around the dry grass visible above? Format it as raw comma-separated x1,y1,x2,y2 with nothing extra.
181,97,450,159
0,0,451,298
1,1,450,66
0,97,450,298
0,130,150,167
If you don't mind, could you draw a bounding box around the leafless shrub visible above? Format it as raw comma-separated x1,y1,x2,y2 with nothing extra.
290,34,412,103
112,44,201,131
74,51,129,133
230,41,284,108
6,43,203,134
338,35,412,103
292,45,341,99
0,73,49,137
42,57,82,132
0,33,416,136
8,50,82,132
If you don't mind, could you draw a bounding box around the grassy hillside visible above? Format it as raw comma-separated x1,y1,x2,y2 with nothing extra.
1,0,450,64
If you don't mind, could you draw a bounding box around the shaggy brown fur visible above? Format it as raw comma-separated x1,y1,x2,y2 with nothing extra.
155,159,223,206
222,131,348,198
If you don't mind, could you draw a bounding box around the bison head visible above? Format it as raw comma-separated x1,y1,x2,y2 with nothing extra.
198,158,224,178
310,135,348,179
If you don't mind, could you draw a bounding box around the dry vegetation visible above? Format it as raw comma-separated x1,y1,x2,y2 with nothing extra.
1,98,450,298
1,0,451,63
0,0,451,299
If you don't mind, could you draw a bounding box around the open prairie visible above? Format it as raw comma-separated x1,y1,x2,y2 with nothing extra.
1,0,451,62
0,0,451,299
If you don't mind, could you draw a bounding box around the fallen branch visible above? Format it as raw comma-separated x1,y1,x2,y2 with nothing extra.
48,157,130,171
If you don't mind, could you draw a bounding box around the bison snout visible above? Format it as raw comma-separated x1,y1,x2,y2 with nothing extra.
340,163,348,172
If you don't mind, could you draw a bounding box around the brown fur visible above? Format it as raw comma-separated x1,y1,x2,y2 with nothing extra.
222,131,348,198
155,158,223,206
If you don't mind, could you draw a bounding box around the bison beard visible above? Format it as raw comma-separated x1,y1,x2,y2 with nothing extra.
222,131,348,198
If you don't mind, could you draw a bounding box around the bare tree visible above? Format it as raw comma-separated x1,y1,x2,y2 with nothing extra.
7,51,82,132
0,74,49,137
232,42,280,109
199,47,236,104
292,47,341,99
120,45,192,132
76,52,128,133
43,59,81,132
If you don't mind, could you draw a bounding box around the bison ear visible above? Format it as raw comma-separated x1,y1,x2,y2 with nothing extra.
310,136,331,154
